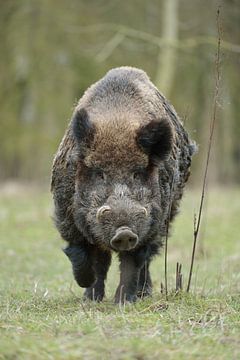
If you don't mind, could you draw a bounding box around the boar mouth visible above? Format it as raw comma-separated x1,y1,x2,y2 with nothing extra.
110,226,139,251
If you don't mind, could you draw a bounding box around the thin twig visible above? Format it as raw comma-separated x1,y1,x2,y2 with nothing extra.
96,32,125,62
176,262,179,291
140,261,148,300
186,7,222,292
164,171,176,300
160,282,164,294
179,263,182,290
176,262,183,292
164,226,169,300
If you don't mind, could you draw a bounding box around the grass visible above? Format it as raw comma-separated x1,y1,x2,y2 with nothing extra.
0,184,240,359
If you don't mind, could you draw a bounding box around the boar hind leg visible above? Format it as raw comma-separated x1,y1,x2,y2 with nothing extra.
137,261,152,298
63,244,96,288
84,249,111,302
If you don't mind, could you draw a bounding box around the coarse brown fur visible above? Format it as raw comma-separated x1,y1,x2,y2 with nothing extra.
51,66,196,303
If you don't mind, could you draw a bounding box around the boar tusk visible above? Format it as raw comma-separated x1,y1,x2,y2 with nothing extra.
141,207,148,216
96,205,111,221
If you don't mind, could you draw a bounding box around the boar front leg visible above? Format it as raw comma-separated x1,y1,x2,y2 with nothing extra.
115,252,142,303
137,260,152,298
63,243,96,288
84,249,111,301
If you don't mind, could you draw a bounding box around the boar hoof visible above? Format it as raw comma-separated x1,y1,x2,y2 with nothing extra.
114,286,137,304
83,286,104,302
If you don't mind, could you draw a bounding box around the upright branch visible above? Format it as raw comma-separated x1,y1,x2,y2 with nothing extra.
186,8,222,292
176,262,183,292
164,221,169,299
164,171,176,299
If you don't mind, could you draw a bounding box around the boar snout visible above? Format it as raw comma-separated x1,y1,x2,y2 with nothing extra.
110,226,139,251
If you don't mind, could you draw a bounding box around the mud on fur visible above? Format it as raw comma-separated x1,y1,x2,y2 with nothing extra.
51,67,196,304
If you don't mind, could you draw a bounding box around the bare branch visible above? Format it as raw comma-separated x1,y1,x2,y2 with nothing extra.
164,169,176,300
66,23,240,54
164,224,169,300
186,7,222,293
176,262,183,292
96,32,125,62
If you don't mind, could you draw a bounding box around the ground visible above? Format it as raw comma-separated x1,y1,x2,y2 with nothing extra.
0,185,239,360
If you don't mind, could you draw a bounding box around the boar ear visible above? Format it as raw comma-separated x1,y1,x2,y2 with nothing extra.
72,108,95,154
137,118,173,163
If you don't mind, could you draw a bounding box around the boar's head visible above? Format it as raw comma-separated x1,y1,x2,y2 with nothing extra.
72,108,173,252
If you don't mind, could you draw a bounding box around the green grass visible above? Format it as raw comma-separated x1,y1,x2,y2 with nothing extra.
0,185,240,359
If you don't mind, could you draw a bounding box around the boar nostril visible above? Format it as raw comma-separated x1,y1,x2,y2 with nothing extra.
110,227,139,251
113,238,122,247
96,205,111,221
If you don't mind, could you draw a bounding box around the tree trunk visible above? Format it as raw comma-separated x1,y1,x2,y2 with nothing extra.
155,0,179,98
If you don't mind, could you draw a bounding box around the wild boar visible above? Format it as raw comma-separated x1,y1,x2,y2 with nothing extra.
51,66,196,303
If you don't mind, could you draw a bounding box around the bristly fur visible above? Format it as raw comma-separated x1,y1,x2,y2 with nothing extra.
51,66,196,303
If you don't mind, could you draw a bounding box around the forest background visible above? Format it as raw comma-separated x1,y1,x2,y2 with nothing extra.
0,0,239,185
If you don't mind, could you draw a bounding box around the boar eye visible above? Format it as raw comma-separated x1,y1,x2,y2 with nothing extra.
133,169,146,181
133,172,140,180
94,169,106,180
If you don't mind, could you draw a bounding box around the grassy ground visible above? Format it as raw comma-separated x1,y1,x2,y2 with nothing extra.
0,184,239,360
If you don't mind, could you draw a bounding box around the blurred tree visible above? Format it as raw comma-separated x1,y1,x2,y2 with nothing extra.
0,0,239,184
155,0,179,97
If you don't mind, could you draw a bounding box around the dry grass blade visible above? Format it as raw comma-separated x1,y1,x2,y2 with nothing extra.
186,7,222,292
